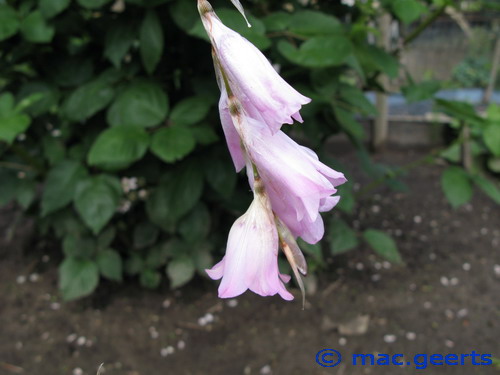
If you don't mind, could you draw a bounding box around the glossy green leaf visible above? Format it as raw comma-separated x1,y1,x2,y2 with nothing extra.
16,179,36,209
179,203,211,244
139,269,161,289
97,249,123,281
74,176,121,234
0,5,20,41
140,10,164,74
107,80,168,128
474,175,500,204
88,126,150,170
133,222,160,249
203,154,237,199
42,160,88,216
329,218,359,254
355,44,399,78
150,127,196,163
362,229,402,263
21,11,55,43
59,257,99,300
0,170,19,207
401,80,440,102
441,166,472,208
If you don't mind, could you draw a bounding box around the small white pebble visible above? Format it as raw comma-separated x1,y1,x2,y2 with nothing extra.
227,299,238,308
440,276,449,286
394,229,403,237
480,228,488,235
66,333,78,343
462,263,471,271
409,283,417,291
85,340,93,347
177,340,186,350
29,273,39,282
149,327,159,339
494,265,500,277
413,215,422,224
406,332,416,341
73,368,83,375
423,301,432,309
450,277,459,286
41,332,50,340
429,253,436,261
244,366,252,375
16,275,26,284
445,309,454,319
339,337,347,346
198,317,207,326
382,261,391,269
371,205,380,214
429,220,438,228
374,262,382,270
15,342,23,350
355,262,364,271
76,336,86,346
50,302,61,310
371,274,381,282
160,348,169,357
51,129,62,137
457,308,468,318
445,339,454,348
162,299,171,309
384,334,396,343
204,313,214,323
42,255,50,262
260,365,272,375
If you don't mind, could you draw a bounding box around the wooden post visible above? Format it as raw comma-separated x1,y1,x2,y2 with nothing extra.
372,13,391,151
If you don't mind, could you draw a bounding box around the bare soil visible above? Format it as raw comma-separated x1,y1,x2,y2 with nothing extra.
1,145,499,375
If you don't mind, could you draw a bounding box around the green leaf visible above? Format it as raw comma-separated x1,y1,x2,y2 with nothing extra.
334,106,365,141
125,254,144,276
150,127,196,163
488,156,500,173
88,126,150,170
169,96,212,126
59,257,99,301
336,184,355,214
166,256,195,289
16,179,36,209
278,36,352,68
140,10,164,74
217,9,270,50
328,218,359,255
107,80,168,128
97,226,116,249
133,222,160,249
146,161,204,231
262,12,290,32
203,154,237,199
191,124,219,145
339,84,377,115
0,93,31,144
391,0,427,24
178,203,210,244
474,175,500,204
484,123,500,157
434,99,484,127
21,11,55,43
297,238,323,263
441,166,473,208
74,176,121,234
77,0,112,9
139,269,161,289
97,249,122,281
40,0,71,18
0,5,20,41
62,77,115,122
62,235,95,257
354,44,399,78
289,10,342,36
104,21,136,68
362,229,402,263
145,243,170,269
18,81,60,116
401,80,440,103
42,160,88,216
48,57,94,88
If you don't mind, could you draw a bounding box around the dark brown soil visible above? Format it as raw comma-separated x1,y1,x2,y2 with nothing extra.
1,145,499,375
